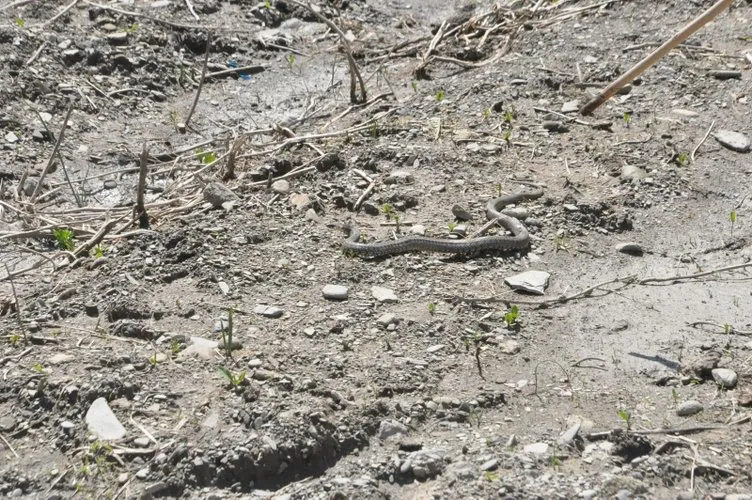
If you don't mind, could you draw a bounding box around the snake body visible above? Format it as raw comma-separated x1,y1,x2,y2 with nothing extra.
343,189,544,257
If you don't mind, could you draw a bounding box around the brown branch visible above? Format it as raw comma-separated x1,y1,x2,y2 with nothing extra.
31,102,74,202
135,145,150,229
183,31,212,129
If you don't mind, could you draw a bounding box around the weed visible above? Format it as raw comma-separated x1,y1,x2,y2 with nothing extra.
484,470,499,481
148,353,158,366
618,408,632,431
676,151,689,167
623,112,632,126
723,323,732,335
730,210,737,237
503,110,514,123
435,89,446,102
217,366,246,387
125,23,138,33
468,407,482,428
170,338,181,356
495,183,502,197
550,446,562,470
92,244,105,259
264,0,271,8
483,108,491,120
15,18,25,27
447,222,458,232
194,147,216,164
552,233,570,252
671,388,679,405
286,53,296,67
428,302,437,315
53,228,75,251
411,81,418,92
503,129,512,144
504,305,520,328
9,333,21,346
32,362,44,373
381,203,394,219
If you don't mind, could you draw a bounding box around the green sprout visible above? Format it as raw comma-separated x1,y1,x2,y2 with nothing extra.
428,302,437,315
623,112,632,126
53,228,75,251
194,147,216,164
503,129,512,143
286,53,296,67
618,408,632,431
92,244,105,259
381,203,394,219
671,388,679,405
170,338,181,356
32,362,45,373
723,323,732,335
503,110,514,123
264,0,271,8
217,366,246,387
504,305,520,328
411,81,418,93
148,353,158,366
435,89,446,102
16,18,26,27
730,210,737,237
483,108,491,120
125,23,138,33
447,222,458,232
484,470,499,481
676,152,689,167
9,333,21,347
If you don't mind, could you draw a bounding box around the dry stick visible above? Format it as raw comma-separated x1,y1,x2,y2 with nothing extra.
690,120,715,162
3,263,26,344
687,321,752,336
31,102,74,201
71,213,126,259
0,433,19,459
415,20,447,78
135,145,150,229
83,1,213,30
25,41,47,66
580,0,733,115
206,64,266,79
288,0,366,103
183,0,199,20
40,0,78,27
0,0,33,11
183,31,212,129
638,262,752,285
353,181,376,211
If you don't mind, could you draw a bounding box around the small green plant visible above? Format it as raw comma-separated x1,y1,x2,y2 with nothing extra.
503,110,514,123
148,353,158,366
125,23,138,33
381,203,394,219
264,0,271,8
730,210,737,237
495,183,502,197
53,228,75,251
92,244,105,259
483,107,491,120
427,302,437,315
435,89,446,102
217,366,246,387
484,470,499,481
15,18,25,27
369,123,379,137
504,305,520,328
550,446,562,470
169,110,179,124
9,333,21,347
411,81,418,92
194,147,216,164
286,53,296,67
623,112,632,126
32,362,44,373
502,129,512,144
676,152,689,167
170,338,181,356
723,323,732,335
618,408,632,431
671,387,679,405
447,222,458,232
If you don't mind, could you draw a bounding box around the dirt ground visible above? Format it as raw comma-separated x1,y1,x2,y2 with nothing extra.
1,0,751,498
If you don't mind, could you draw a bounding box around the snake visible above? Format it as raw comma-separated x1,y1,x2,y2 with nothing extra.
343,189,544,257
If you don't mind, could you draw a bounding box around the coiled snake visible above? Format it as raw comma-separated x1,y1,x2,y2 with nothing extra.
343,189,543,257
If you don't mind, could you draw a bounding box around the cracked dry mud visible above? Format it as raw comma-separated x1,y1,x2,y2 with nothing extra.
1,0,752,499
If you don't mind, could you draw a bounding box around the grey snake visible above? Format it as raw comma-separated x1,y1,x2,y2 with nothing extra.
343,189,544,257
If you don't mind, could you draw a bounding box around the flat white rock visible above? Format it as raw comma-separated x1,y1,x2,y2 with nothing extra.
85,397,126,440
504,270,550,295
